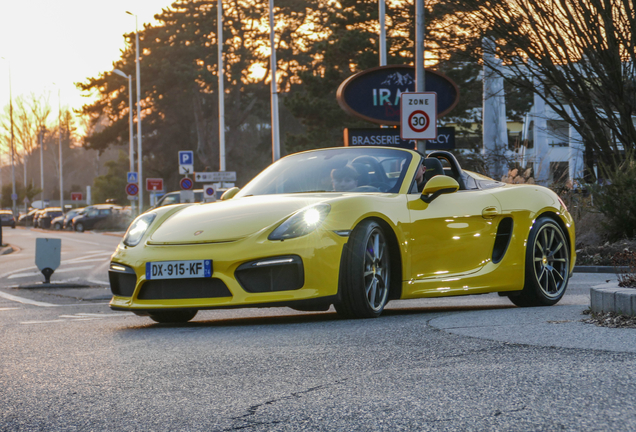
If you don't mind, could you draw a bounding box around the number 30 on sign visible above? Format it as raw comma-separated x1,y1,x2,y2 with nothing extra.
400,92,437,140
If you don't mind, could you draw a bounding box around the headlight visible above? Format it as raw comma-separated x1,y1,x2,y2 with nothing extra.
123,213,156,247
268,203,331,241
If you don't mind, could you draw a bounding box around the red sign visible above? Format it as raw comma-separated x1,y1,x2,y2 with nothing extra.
126,183,139,196
71,192,83,201
146,178,164,192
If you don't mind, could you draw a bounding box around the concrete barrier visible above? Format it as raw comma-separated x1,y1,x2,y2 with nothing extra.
591,287,636,316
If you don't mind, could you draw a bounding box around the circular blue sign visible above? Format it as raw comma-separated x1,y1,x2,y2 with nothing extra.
205,187,215,196
180,177,193,190
336,65,459,126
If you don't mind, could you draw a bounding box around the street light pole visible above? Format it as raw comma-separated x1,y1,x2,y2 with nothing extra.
415,0,426,153
2,57,17,214
127,11,143,212
114,68,135,214
268,0,280,162
58,89,63,212
218,0,226,171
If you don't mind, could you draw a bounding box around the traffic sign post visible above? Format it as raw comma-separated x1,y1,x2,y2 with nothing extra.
195,171,237,182
400,92,437,140
126,183,139,197
203,184,216,202
180,177,194,190
178,151,194,175
179,151,194,166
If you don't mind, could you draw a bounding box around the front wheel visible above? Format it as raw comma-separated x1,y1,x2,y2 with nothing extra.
508,217,570,307
149,309,198,323
53,222,61,230
335,220,391,318
75,223,84,232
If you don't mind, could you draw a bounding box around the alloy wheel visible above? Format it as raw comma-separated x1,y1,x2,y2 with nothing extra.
532,223,569,299
363,228,390,311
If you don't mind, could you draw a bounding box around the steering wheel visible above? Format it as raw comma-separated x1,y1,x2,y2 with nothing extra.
351,156,389,187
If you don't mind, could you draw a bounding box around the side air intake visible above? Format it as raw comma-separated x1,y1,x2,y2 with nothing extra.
492,217,513,264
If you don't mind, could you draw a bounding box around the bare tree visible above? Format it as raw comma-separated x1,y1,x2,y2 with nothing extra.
446,0,636,176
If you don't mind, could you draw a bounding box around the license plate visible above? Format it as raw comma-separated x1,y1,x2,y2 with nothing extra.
146,260,212,280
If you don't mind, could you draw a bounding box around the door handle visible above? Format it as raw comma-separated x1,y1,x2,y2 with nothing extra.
482,207,499,218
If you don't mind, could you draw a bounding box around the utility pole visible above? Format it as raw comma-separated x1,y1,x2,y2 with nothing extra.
415,0,426,153
218,0,226,171
269,0,280,162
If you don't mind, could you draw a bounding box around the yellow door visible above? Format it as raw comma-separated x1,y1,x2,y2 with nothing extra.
405,190,502,282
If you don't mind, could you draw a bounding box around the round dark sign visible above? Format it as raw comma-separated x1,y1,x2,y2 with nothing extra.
336,65,459,126
180,177,193,190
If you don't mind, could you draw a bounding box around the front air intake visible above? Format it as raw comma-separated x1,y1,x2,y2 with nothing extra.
235,255,304,293
109,263,137,297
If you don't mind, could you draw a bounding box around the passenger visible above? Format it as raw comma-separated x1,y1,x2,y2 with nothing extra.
331,166,359,192
415,160,426,191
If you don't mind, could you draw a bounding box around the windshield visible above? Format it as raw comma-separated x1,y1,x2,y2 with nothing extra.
237,147,413,197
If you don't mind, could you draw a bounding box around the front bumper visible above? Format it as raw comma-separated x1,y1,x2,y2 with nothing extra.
109,230,346,312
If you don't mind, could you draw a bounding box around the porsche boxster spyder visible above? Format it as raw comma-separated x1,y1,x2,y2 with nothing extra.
109,147,575,323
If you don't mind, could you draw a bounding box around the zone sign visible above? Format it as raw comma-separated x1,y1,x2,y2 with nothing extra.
400,92,437,140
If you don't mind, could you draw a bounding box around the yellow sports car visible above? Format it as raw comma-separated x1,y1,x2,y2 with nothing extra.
109,147,575,323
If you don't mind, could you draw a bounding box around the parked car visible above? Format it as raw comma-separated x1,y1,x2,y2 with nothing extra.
71,204,123,232
51,208,85,230
32,209,47,228
37,207,63,229
17,209,38,226
109,147,575,323
152,190,204,209
0,210,16,229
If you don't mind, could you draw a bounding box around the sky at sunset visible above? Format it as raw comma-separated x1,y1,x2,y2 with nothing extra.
0,0,173,128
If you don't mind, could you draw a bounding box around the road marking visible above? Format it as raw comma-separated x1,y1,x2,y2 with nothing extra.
0,291,57,307
0,307,20,311
8,265,96,279
87,279,110,286
21,312,128,325
64,258,110,264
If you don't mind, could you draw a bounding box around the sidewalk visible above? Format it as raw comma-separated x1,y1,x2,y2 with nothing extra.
429,304,636,353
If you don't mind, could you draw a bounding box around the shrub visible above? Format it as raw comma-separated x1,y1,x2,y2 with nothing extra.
590,154,636,241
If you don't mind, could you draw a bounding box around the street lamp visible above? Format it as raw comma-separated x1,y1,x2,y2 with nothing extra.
126,11,143,212
1,57,17,214
113,68,135,213
58,88,63,213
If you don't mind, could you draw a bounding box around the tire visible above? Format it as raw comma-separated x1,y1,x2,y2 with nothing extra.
75,223,84,233
148,309,198,323
54,222,61,230
508,217,570,307
11,224,15,229
335,220,391,318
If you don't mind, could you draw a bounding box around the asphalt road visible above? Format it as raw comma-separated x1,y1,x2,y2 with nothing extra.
1,227,635,431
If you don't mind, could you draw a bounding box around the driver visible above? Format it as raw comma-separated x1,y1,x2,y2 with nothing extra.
415,160,426,191
331,166,359,192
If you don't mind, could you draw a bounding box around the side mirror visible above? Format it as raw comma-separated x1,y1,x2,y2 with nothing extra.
421,175,459,204
220,187,240,201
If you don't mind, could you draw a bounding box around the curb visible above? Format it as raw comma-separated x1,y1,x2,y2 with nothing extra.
591,287,636,317
574,265,627,273
0,244,16,255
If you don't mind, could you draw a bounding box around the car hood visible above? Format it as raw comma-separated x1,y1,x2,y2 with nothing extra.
148,195,334,245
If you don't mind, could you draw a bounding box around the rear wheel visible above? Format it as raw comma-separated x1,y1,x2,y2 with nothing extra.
508,217,570,307
149,310,198,323
75,223,84,232
335,220,391,318
54,222,61,230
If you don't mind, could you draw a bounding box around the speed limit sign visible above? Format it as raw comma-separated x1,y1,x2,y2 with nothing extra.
400,92,437,140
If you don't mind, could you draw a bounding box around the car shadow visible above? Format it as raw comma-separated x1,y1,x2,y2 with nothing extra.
116,303,516,332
